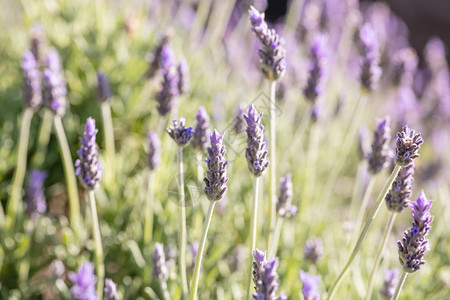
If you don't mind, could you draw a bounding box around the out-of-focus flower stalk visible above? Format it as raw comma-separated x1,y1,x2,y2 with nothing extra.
392,271,408,300
89,191,105,300
247,176,261,299
31,109,54,168
101,101,115,185
268,80,277,252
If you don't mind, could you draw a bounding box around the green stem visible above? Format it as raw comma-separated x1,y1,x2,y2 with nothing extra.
268,80,277,252
101,102,115,186
392,271,408,300
143,171,155,245
327,164,401,300
88,191,104,300
6,107,34,227
178,147,189,299
196,152,203,186
365,212,397,300
54,116,81,229
351,176,376,243
161,280,171,300
190,201,216,300
269,217,283,258
285,0,305,31
31,109,54,168
247,176,260,299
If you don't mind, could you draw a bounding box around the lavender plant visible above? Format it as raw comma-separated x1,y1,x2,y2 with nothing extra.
75,117,104,299
304,237,324,265
380,269,399,300
192,107,210,183
252,249,286,300
299,270,321,300
359,23,382,92
153,243,170,299
24,170,47,218
104,279,119,300
69,261,97,300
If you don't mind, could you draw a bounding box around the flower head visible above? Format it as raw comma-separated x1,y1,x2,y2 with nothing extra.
367,116,391,175
21,51,42,110
156,66,179,116
244,105,270,177
299,270,321,300
277,174,297,218
395,125,423,166
96,72,111,102
69,261,97,300
75,117,102,190
146,34,171,79
304,237,324,265
249,6,286,80
167,118,194,147
43,48,67,116
104,279,119,300
152,243,169,281
358,126,370,162
177,57,190,95
204,130,229,201
233,104,246,134
252,249,287,300
303,34,327,102
381,268,399,299
24,170,47,217
192,107,210,152
397,191,434,273
147,132,161,171
391,48,418,87
30,23,46,65
385,163,414,213
359,23,382,91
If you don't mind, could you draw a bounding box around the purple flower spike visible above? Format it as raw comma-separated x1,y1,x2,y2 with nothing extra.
381,268,399,299
244,105,270,177
156,66,179,116
204,130,229,201
385,163,414,213
152,243,169,282
391,48,418,87
104,279,119,300
43,48,67,116
367,116,391,175
146,34,171,79
277,174,297,218
299,270,321,300
304,237,324,265
30,23,46,65
69,261,97,300
147,132,161,171
303,34,327,102
397,190,434,273
75,117,102,190
233,104,246,134
395,125,423,167
192,106,210,152
25,170,47,217
359,23,382,91
21,51,42,110
357,126,370,162
96,72,111,102
177,57,190,95
424,38,447,73
159,43,176,72
252,249,286,300
166,118,194,147
249,6,286,80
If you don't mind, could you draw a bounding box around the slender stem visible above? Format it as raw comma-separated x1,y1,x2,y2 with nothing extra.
268,80,277,252
285,0,305,31
161,280,172,300
6,107,34,227
196,152,203,185
365,212,397,300
327,165,401,300
53,116,81,229
247,176,260,299
392,271,408,300
349,162,365,221
143,171,155,245
178,147,189,298
101,102,115,186
190,201,216,300
351,176,376,243
269,217,283,258
189,0,211,41
88,191,104,300
31,108,54,167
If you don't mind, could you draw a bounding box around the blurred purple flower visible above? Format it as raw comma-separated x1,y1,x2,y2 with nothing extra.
252,249,286,300
303,34,327,102
147,132,161,171
381,268,399,299
96,72,111,102
299,270,321,300
25,170,47,217
104,278,119,300
69,261,97,300
367,116,391,175
177,57,189,95
277,174,297,218
21,51,42,110
304,237,324,265
153,243,169,281
358,23,382,91
30,23,46,65
43,48,67,116
192,106,210,152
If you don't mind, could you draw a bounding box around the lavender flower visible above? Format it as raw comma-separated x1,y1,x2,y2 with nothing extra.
24,170,47,217
299,270,321,300
96,72,111,102
252,249,286,300
43,48,67,116
30,23,46,65
156,66,179,116
391,48,418,87
69,261,97,300
244,105,270,177
75,117,102,190
357,126,370,162
367,116,391,175
276,174,297,218
303,34,327,102
146,34,171,79
159,43,176,73
395,125,423,167
424,38,447,73
152,243,169,281
248,6,286,80
166,118,194,147
304,237,324,265
233,104,246,134
385,163,414,213
397,191,434,273
177,57,189,95
228,245,246,272
147,132,161,171
204,130,229,201
359,23,382,91
192,107,210,152
103,279,119,300
380,268,399,299
21,51,42,110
